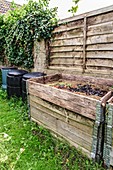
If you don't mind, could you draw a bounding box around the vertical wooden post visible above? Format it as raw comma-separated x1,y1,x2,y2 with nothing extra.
83,16,87,73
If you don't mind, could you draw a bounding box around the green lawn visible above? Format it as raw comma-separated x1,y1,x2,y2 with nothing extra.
0,88,104,170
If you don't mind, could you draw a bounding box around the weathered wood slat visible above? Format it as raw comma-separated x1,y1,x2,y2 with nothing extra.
51,37,84,46
31,106,57,131
86,34,113,45
30,95,94,135
48,66,83,72
53,19,84,33
50,64,83,68
57,119,92,151
86,66,113,71
53,28,83,40
31,116,91,158
50,51,83,58
85,69,113,76
30,105,92,151
50,57,82,65
87,10,113,26
87,21,113,36
86,51,113,59
50,59,82,66
86,59,113,68
100,91,112,106
86,43,113,51
53,25,84,34
50,46,83,53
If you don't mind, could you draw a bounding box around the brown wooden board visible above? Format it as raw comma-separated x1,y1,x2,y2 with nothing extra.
87,11,113,26
29,95,94,155
27,74,113,120
30,95,94,135
50,45,83,53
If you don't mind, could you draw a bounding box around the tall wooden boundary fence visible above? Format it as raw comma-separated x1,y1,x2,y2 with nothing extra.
42,5,113,78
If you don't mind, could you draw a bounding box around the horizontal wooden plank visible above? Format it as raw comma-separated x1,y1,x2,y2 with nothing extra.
28,74,62,84
50,64,83,68
50,51,83,59
86,34,113,45
86,51,113,59
53,27,83,40
50,46,83,53
86,59,113,68
47,66,83,74
53,25,84,34
51,37,83,46
53,20,84,33
87,21,113,36
87,10,113,26
30,95,94,135
50,58,83,65
86,43,113,51
85,69,113,76
86,66,113,71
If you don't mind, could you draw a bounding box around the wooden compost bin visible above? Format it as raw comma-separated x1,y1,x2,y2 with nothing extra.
27,74,113,160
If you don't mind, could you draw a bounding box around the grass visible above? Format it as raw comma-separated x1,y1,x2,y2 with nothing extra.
0,88,105,170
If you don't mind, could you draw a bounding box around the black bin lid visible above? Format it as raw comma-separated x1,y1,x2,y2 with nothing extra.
23,72,47,80
1,66,17,70
8,70,28,76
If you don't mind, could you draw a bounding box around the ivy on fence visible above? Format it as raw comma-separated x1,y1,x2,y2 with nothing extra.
0,0,57,69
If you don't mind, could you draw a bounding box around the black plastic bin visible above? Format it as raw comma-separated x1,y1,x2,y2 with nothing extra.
7,69,28,98
22,72,46,101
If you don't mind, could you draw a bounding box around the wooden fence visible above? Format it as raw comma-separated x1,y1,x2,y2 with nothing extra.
47,5,113,78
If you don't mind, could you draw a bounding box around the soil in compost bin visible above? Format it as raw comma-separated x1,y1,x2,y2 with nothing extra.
47,79,108,100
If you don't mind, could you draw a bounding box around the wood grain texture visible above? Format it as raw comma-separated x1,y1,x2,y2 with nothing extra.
47,7,113,78
29,94,94,154
27,73,113,163
28,74,113,120
30,94,94,133
31,116,91,158
28,81,98,120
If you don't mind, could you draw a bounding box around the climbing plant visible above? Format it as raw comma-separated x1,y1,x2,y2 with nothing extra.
0,14,5,63
68,0,80,15
0,0,57,69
